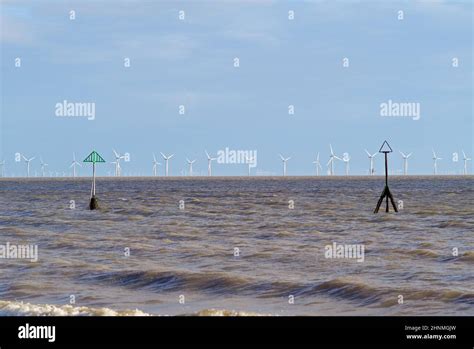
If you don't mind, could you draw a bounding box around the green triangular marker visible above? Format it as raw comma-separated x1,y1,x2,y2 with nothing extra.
84,151,105,163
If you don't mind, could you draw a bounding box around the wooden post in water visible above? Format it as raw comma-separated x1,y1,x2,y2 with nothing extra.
374,141,398,213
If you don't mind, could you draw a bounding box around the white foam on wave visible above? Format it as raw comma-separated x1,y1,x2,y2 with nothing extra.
0,300,268,317
0,300,151,316
190,309,268,316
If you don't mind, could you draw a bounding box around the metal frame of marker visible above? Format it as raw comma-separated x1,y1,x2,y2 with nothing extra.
374,141,398,213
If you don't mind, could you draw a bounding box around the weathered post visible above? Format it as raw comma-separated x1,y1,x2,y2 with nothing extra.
374,141,398,213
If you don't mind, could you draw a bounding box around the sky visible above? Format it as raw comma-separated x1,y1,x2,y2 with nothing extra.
0,0,472,176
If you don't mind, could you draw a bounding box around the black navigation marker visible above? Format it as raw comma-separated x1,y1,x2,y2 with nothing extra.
374,141,398,213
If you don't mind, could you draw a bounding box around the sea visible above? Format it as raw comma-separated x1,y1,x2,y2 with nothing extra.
0,176,472,316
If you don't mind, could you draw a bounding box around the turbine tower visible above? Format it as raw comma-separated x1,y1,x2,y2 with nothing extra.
186,158,196,176
462,150,471,175
152,154,161,176
279,154,291,176
312,153,322,176
160,152,174,176
326,144,341,176
432,149,442,175
399,151,412,175
112,149,125,176
22,154,35,178
70,153,82,178
40,157,48,177
365,149,377,175
205,151,217,176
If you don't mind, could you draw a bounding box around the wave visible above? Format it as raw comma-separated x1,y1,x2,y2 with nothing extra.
434,221,472,229
80,270,385,305
406,249,439,258
77,269,474,308
291,278,384,305
78,270,294,296
407,289,474,305
392,248,440,259
458,251,474,262
0,300,151,316
0,299,270,316
187,309,268,316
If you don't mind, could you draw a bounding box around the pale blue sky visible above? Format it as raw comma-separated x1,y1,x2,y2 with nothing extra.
1,0,472,176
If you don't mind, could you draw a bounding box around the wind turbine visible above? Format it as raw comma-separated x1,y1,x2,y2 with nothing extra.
399,151,412,175
40,157,48,177
205,151,217,176
462,150,471,175
186,158,196,176
22,154,35,178
160,152,174,176
70,153,82,178
312,153,322,176
152,154,161,176
432,149,442,175
245,156,254,176
279,154,291,176
326,145,341,176
365,149,377,175
112,149,125,176
342,153,351,176
0,160,4,177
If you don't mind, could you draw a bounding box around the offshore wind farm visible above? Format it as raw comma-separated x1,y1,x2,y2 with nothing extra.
0,146,471,178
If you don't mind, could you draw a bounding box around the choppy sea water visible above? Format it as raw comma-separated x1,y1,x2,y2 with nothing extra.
0,176,472,316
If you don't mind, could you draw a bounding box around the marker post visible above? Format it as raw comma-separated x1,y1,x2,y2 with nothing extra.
83,150,105,210
374,141,398,213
